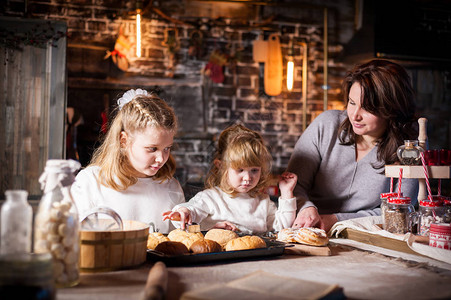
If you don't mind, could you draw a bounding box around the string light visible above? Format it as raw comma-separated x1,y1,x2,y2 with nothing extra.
287,58,294,91
136,9,141,58
286,39,294,91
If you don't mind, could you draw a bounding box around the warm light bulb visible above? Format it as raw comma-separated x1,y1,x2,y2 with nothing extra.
136,12,141,58
287,59,294,91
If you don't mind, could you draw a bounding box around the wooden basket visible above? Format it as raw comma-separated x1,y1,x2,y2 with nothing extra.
80,220,149,272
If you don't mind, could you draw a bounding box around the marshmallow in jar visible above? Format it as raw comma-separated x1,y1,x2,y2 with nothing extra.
417,199,446,236
34,159,81,288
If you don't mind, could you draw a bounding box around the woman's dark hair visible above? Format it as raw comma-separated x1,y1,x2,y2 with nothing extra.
338,59,417,167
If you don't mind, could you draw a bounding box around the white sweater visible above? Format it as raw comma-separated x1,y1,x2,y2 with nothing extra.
172,187,296,234
71,166,185,234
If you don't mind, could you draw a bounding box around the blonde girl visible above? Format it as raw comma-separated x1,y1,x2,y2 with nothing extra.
162,124,297,234
72,89,185,234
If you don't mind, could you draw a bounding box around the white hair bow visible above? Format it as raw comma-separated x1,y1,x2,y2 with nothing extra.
117,88,148,110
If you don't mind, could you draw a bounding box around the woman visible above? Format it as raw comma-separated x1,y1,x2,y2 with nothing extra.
287,59,419,232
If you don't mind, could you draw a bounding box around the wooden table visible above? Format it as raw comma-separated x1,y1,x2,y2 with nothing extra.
58,240,451,300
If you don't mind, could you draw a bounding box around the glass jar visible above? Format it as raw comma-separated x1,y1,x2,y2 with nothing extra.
383,196,416,234
34,159,81,288
429,223,451,250
443,199,451,223
0,253,55,300
417,199,446,236
0,190,32,254
380,192,401,228
396,140,424,165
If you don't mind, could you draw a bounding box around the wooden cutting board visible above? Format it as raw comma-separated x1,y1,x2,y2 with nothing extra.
339,228,429,256
264,33,283,96
284,243,331,256
252,36,268,63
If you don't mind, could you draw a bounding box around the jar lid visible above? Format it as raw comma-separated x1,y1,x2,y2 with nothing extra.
44,159,81,173
419,200,443,207
388,196,411,204
0,253,53,282
432,195,450,201
380,192,401,199
430,223,451,235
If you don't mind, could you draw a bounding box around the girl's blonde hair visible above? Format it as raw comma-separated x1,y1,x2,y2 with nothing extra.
90,93,177,190
205,124,272,197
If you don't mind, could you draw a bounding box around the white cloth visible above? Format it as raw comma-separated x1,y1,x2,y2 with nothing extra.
330,216,451,265
71,166,185,234
172,187,296,234
406,234,451,265
329,216,403,240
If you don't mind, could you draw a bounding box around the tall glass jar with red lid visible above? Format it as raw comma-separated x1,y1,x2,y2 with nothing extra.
380,192,401,229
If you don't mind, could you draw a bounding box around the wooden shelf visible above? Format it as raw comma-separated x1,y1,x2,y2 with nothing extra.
385,165,451,179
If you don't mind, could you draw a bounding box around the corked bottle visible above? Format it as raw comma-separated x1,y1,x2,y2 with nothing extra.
34,159,81,288
396,140,424,165
383,196,417,234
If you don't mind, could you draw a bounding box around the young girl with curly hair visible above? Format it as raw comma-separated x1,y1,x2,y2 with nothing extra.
163,124,297,234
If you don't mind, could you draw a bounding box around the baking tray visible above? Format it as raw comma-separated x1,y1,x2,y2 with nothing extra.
146,238,292,266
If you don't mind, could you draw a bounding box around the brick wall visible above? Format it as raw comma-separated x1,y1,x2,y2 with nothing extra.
3,1,449,196
1,0,351,186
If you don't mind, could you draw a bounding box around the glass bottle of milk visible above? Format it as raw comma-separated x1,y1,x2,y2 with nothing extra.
0,190,32,254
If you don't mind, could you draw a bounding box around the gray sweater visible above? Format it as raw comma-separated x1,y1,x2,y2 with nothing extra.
287,110,418,221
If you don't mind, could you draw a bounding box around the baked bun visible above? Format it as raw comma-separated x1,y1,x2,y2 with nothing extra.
225,235,266,251
154,241,189,255
294,227,328,246
147,232,170,250
167,228,204,249
276,228,297,243
189,239,222,254
204,229,239,249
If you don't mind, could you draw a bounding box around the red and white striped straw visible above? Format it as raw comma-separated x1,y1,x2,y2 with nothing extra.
420,152,433,201
398,168,403,197
390,177,394,193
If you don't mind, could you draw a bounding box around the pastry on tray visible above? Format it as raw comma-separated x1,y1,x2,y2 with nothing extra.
225,235,266,251
167,228,204,249
204,228,239,249
147,232,170,250
189,239,222,254
154,241,190,255
277,227,329,246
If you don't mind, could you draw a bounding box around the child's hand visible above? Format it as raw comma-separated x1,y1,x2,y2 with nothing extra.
162,207,192,229
211,221,238,232
278,171,297,199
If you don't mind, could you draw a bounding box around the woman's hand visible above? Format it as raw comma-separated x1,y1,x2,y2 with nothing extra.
211,221,238,231
162,207,192,229
318,214,338,232
278,172,298,199
292,206,321,228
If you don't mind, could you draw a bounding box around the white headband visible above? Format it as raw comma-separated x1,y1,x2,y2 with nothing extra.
117,88,148,110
